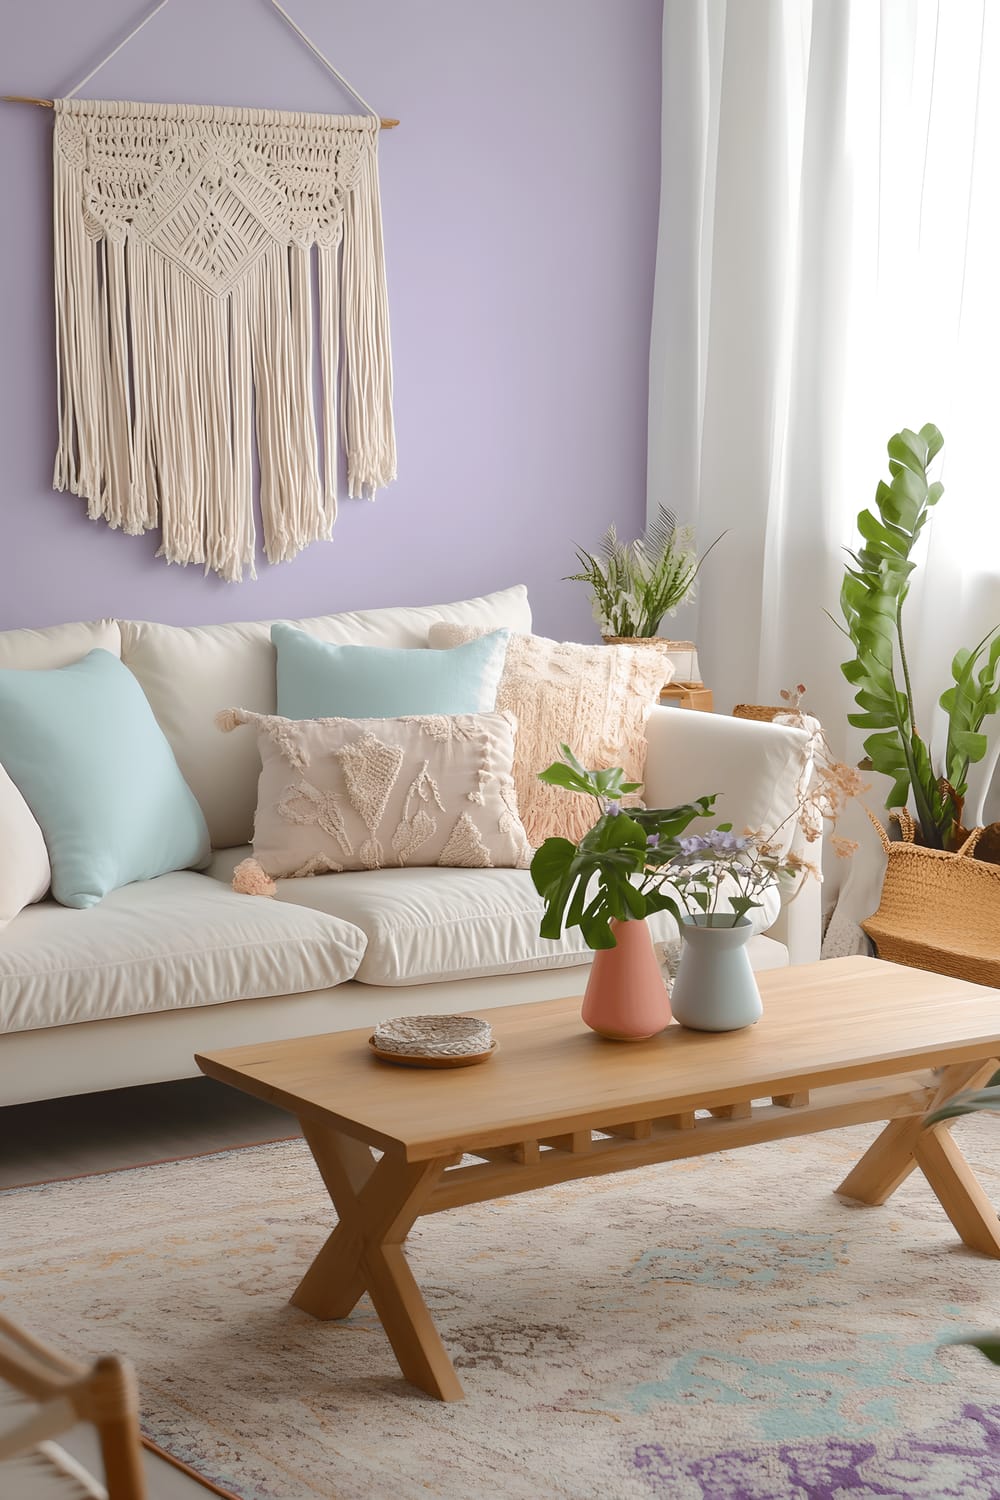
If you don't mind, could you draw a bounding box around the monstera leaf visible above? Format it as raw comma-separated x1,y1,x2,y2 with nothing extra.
530,747,714,949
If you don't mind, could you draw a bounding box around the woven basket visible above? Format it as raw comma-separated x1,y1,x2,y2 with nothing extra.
371,1014,493,1058
861,809,1000,986
732,704,783,722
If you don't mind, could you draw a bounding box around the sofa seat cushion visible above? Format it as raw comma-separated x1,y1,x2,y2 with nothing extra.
208,851,780,986
0,872,366,1035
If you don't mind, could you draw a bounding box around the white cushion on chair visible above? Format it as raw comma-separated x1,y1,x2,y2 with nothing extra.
0,1385,107,1499
0,1445,108,1499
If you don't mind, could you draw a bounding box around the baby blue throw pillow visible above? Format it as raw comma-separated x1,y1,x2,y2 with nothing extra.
272,623,510,719
0,649,210,909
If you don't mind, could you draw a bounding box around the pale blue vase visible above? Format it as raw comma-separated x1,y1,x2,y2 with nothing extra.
670,915,763,1032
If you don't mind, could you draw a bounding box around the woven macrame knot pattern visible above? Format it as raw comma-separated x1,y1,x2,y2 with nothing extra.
64,114,369,287
52,97,395,581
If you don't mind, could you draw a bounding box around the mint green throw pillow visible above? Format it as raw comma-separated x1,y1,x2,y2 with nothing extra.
272,623,510,719
0,649,210,909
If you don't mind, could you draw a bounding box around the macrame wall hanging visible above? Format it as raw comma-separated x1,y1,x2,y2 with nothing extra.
10,0,397,581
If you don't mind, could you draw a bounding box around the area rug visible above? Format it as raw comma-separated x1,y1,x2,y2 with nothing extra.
2,1120,999,1499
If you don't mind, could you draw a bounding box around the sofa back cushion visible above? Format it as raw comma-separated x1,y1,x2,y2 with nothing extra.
120,586,532,849
0,764,51,929
0,619,121,669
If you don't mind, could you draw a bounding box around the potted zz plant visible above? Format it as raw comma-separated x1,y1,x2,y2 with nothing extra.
837,424,1000,977
838,423,1000,850
530,746,846,1038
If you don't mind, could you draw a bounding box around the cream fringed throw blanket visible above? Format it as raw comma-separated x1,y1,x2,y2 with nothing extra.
52,98,395,580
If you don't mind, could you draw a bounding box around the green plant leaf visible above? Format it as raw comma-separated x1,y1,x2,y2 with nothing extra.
537,762,598,796
923,1078,1000,1127
857,509,910,557
950,729,989,763
957,1336,1000,1366
921,423,944,462
848,711,899,729
558,743,590,776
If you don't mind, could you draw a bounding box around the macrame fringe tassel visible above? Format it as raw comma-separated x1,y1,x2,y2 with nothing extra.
341,143,396,499
52,101,395,581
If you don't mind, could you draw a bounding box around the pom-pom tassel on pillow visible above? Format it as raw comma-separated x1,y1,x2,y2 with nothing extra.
232,857,276,897
215,708,249,733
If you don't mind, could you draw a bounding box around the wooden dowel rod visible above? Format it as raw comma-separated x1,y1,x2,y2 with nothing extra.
1,95,399,126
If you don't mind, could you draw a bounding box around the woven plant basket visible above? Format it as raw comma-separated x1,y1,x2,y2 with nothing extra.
861,808,1000,986
732,704,783,722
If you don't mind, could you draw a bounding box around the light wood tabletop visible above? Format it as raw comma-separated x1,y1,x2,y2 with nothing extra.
198,956,1000,1160
196,956,1000,1400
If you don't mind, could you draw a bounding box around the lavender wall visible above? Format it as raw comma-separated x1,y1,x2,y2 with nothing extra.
0,0,662,639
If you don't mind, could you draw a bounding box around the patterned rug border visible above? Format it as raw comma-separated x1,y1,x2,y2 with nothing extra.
142,1433,243,1500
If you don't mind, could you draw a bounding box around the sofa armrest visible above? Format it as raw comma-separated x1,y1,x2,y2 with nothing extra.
643,706,812,838
643,706,821,963
765,855,823,964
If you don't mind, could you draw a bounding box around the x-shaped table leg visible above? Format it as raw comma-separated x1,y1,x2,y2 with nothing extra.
291,1118,464,1400
836,1059,1000,1257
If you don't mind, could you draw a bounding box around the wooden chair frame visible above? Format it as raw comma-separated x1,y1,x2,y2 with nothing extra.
0,1313,147,1499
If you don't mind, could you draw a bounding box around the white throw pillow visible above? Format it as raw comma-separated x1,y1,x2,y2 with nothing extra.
218,709,533,877
0,763,50,929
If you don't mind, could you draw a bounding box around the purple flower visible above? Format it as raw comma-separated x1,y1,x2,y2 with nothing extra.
677,834,711,855
706,829,752,853
604,800,622,816
646,833,660,848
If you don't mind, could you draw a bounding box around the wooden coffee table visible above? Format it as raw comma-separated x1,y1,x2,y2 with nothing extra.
196,956,1000,1401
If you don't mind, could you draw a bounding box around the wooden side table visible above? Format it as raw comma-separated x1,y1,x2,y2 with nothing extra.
659,683,714,712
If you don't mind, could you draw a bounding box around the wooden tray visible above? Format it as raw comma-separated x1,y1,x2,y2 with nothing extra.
368,1038,497,1069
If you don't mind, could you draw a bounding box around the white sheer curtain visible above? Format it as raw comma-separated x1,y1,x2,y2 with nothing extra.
649,0,1000,945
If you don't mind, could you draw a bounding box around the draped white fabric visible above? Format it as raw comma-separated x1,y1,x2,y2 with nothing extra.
649,0,1000,947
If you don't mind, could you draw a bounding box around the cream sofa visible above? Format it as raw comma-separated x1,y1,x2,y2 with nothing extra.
0,586,817,1107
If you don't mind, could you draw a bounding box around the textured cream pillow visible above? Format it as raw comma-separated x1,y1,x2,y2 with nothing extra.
0,762,51,928
218,709,532,876
427,629,671,846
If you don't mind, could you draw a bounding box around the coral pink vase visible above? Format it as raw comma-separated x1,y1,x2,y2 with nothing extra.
581,918,672,1040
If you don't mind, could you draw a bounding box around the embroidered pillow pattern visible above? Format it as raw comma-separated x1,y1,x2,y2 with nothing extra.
217,709,532,879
